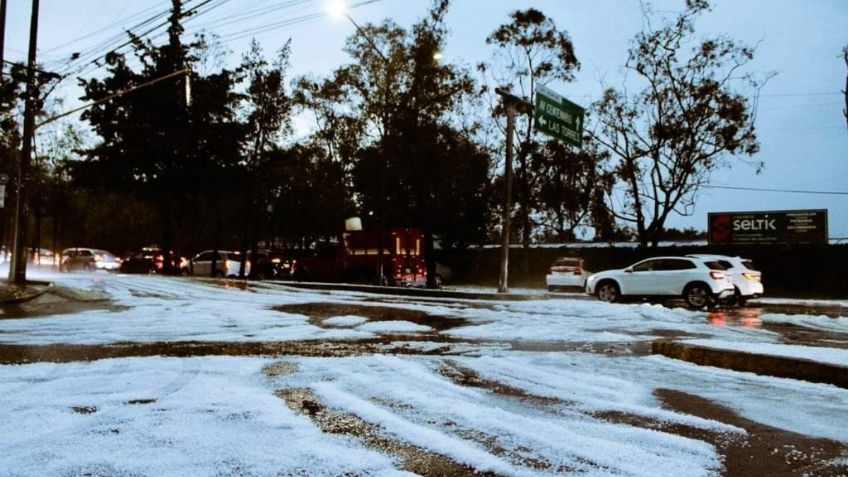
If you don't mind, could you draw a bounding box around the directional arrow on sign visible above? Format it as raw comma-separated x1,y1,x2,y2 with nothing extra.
534,86,584,147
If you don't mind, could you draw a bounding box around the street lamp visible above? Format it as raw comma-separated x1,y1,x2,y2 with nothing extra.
326,0,391,284
326,0,388,63
326,1,444,287
326,0,347,19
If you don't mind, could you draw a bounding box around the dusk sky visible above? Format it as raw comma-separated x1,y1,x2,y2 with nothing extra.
5,0,847,239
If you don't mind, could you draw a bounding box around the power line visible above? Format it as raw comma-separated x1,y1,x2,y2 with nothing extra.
758,126,843,132
759,92,842,97
1,59,59,77
58,0,221,78
703,185,848,196
215,0,383,42
40,1,170,55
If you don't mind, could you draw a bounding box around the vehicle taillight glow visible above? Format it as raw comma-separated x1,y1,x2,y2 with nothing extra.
742,272,760,281
709,271,726,280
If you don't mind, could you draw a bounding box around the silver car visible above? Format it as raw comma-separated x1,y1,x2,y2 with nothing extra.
61,248,121,272
189,250,250,277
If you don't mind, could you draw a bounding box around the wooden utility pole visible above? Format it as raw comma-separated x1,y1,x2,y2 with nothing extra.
495,88,533,294
0,0,7,77
0,0,7,264
10,0,39,284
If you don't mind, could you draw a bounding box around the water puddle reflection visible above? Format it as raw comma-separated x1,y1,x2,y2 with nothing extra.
707,307,764,328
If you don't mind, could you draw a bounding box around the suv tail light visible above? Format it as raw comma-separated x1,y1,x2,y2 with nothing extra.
742,272,761,281
709,271,726,280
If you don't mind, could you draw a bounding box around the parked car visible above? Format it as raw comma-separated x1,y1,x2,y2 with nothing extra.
247,250,289,279
29,248,58,267
120,247,188,275
546,257,590,291
61,248,121,272
188,250,250,277
585,256,734,309
687,254,763,305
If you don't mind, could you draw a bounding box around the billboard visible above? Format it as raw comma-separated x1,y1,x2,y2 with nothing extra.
708,209,828,245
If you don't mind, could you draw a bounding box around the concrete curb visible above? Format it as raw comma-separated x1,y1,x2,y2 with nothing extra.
652,340,848,389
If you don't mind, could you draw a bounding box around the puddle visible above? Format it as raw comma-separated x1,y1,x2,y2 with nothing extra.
703,307,848,349
361,295,501,312
275,387,492,476
707,307,766,328
755,303,848,319
0,341,379,364
508,340,652,356
275,302,471,332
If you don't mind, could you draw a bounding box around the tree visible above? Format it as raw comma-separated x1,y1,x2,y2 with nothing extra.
592,0,763,247
263,144,353,247
0,64,26,254
299,0,490,286
236,39,293,277
482,8,579,251
527,141,612,242
77,0,243,264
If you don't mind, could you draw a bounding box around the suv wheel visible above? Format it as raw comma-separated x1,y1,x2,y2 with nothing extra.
684,284,712,309
596,281,620,303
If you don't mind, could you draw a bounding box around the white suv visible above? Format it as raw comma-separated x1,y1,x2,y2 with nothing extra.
585,256,734,309
687,254,763,305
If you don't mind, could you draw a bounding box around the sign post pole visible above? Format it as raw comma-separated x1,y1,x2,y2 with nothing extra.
494,88,534,294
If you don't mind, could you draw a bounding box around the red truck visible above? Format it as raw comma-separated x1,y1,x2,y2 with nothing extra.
291,227,428,287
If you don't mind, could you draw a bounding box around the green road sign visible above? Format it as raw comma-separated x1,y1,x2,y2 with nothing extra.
534,85,584,147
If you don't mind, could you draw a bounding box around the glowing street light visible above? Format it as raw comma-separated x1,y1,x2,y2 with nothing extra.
326,0,347,20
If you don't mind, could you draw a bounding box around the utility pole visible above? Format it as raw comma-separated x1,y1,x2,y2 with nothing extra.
495,88,533,293
0,0,7,77
0,0,7,263
10,0,39,284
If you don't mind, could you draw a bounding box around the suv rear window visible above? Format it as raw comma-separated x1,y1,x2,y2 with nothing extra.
741,260,758,271
553,259,581,267
703,261,727,270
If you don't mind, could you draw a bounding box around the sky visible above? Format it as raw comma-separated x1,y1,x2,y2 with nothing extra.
4,0,848,238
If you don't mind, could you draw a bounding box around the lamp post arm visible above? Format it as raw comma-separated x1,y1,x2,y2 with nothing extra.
35,67,190,130
344,13,388,64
